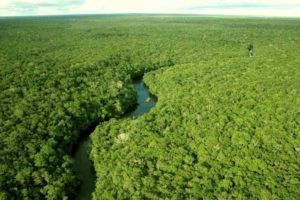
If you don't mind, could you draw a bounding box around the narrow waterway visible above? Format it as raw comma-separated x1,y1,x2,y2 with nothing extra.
73,78,157,200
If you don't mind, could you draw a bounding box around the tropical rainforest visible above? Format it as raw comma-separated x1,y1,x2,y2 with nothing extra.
0,15,299,199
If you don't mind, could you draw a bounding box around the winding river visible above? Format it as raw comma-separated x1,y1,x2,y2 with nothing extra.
73,78,157,200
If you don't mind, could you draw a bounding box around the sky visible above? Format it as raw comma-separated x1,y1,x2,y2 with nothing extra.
0,0,300,17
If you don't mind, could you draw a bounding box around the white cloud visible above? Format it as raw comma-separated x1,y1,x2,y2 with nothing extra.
178,7,300,17
0,0,300,17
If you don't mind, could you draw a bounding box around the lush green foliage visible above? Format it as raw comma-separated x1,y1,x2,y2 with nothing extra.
90,17,300,199
0,16,174,199
0,15,299,199
92,62,299,199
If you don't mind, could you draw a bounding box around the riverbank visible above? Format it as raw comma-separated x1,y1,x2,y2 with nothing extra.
73,78,157,200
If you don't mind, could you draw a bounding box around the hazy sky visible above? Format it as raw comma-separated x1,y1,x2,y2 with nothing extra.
1,0,300,17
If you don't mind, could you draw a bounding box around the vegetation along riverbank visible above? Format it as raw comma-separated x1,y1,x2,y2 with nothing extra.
0,15,299,199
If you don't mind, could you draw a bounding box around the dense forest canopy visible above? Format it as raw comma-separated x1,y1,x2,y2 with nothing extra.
0,15,299,199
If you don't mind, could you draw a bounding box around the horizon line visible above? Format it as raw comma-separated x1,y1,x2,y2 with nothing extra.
1,13,300,18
